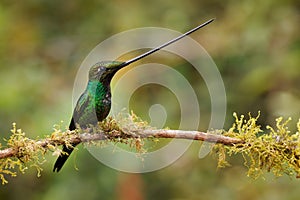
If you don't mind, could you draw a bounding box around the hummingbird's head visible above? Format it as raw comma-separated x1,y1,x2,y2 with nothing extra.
88,61,126,83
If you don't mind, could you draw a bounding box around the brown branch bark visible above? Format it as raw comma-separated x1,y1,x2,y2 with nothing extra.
139,129,242,144
0,129,243,159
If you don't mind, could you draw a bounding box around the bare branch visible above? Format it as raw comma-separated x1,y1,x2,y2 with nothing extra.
0,147,18,159
139,129,242,144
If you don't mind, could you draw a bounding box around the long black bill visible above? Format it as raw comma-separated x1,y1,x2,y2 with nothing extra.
118,18,215,68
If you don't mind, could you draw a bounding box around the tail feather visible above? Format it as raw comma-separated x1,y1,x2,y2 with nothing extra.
53,145,75,172
53,118,76,172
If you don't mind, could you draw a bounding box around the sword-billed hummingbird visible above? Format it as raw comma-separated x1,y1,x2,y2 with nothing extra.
53,19,214,172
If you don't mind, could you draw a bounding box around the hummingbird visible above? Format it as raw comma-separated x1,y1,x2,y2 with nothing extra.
53,19,214,172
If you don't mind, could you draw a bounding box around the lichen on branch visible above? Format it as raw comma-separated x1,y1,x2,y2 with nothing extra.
1,112,300,185
215,112,300,179
0,123,46,184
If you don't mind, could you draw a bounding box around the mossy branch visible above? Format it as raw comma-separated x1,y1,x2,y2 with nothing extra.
1,112,300,184
0,128,241,159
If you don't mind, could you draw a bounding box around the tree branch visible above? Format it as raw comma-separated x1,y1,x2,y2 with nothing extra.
1,114,300,183
0,128,242,159
139,129,242,144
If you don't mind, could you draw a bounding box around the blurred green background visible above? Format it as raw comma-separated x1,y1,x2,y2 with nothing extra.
0,0,300,199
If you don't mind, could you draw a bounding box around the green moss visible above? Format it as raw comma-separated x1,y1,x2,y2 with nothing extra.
215,113,300,179
93,112,150,153
0,123,46,184
0,122,78,185
2,112,300,184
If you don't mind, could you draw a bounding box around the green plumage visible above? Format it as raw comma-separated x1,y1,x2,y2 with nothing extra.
52,19,214,172
74,80,110,127
53,61,124,172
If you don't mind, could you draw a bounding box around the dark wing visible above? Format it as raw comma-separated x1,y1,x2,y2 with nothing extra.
53,91,90,172
72,91,91,127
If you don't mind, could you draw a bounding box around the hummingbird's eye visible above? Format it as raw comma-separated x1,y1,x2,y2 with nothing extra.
97,66,104,72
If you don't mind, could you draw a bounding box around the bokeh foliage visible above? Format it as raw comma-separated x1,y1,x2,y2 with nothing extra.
0,0,299,199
